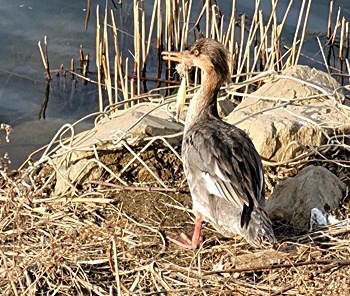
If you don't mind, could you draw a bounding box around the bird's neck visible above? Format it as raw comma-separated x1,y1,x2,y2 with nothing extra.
185,72,221,130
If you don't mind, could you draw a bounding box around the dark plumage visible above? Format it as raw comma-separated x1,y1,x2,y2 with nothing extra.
162,38,276,248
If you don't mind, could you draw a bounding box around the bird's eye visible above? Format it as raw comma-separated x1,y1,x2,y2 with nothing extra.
193,49,199,56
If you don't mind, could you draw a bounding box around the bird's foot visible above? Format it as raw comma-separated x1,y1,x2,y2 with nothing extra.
167,231,203,249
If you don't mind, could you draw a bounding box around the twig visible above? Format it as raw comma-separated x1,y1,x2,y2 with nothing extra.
203,259,350,276
38,37,51,81
89,180,180,192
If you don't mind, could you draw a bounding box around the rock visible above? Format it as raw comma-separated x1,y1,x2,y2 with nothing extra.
226,65,350,162
53,104,183,195
266,165,346,232
54,151,104,195
217,97,235,117
74,104,183,149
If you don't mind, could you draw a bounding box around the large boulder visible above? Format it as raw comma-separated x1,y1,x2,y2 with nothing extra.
266,165,346,232
53,104,183,195
226,65,350,162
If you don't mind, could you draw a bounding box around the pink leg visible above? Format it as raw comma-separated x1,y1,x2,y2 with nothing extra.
167,218,203,249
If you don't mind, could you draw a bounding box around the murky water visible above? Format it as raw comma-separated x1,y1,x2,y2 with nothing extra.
0,0,349,170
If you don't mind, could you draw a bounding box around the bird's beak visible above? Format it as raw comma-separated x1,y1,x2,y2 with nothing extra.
161,50,193,67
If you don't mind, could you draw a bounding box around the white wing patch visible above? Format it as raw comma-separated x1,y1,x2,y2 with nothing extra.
202,172,225,199
202,171,244,207
213,161,227,180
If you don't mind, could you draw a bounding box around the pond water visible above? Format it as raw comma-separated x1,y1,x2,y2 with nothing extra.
0,0,349,170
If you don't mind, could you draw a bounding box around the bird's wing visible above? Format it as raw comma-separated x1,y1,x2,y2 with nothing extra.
183,124,264,221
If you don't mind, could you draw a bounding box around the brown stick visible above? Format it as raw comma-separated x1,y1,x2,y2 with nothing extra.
70,58,75,80
85,0,91,30
38,38,51,81
203,259,350,276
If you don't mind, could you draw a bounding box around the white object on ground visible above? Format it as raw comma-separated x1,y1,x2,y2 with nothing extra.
309,208,340,232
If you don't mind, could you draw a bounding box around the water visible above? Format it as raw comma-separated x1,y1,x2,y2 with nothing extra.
0,0,349,170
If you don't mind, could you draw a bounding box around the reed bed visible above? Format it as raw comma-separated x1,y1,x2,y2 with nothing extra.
77,0,350,112
2,0,350,295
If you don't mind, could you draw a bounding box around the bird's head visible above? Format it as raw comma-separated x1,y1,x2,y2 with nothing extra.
162,38,232,85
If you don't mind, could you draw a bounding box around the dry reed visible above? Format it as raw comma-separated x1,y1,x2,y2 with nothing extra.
82,0,350,111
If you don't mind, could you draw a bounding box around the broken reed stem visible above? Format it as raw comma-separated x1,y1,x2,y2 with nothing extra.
219,12,224,41
317,37,331,74
111,236,122,296
224,0,235,47
70,58,75,80
141,0,146,77
103,4,113,106
332,8,341,46
85,0,91,30
258,10,266,69
346,22,349,59
339,17,345,60
327,0,334,40
79,47,84,68
164,1,170,52
38,36,51,81
259,0,279,69
130,78,135,106
96,5,103,112
84,53,89,78
238,0,261,76
124,57,129,104
193,4,206,35
111,9,125,104
156,0,162,50
205,0,209,38
173,0,180,50
235,13,245,78
290,0,306,66
203,259,350,276
114,55,118,104
346,59,350,85
44,37,51,81
274,0,293,69
133,0,140,96
181,0,192,50
211,5,219,40
144,0,157,64
295,0,312,65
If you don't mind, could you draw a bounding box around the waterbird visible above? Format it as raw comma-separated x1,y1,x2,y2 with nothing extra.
162,38,276,248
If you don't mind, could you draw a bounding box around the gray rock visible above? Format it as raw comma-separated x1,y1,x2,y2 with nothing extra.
73,104,183,149
53,104,183,195
217,97,235,117
226,65,350,162
266,165,346,231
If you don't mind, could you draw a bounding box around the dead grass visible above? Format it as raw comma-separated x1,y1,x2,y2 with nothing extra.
1,129,350,295
1,171,350,295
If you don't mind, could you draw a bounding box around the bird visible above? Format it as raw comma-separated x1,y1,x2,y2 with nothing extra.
162,38,276,249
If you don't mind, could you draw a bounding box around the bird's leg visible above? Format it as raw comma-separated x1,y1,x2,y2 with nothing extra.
167,218,203,249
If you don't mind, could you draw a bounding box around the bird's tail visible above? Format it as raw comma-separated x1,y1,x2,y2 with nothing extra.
241,208,276,248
